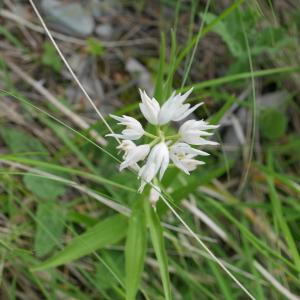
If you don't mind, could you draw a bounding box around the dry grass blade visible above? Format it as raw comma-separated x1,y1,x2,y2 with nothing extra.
254,262,300,300
5,59,106,146
27,0,118,143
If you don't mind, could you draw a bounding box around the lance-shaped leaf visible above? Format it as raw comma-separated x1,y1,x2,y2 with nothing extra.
144,200,172,300
125,198,147,300
31,214,127,271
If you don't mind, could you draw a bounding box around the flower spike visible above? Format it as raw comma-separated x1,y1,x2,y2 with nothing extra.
108,89,219,202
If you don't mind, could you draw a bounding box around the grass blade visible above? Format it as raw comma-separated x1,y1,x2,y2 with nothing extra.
267,151,300,272
181,66,300,91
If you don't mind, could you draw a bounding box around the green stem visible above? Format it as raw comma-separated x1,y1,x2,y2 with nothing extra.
149,137,160,147
144,131,158,139
165,134,180,140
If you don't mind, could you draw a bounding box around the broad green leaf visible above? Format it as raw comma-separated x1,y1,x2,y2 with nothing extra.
0,127,48,160
31,214,127,271
87,38,105,57
34,201,66,257
23,173,66,201
67,212,97,227
95,250,126,296
125,198,147,300
41,41,62,72
144,200,172,300
202,12,243,58
96,261,119,291
260,109,287,141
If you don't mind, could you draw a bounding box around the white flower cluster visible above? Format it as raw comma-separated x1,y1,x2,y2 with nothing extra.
107,88,219,196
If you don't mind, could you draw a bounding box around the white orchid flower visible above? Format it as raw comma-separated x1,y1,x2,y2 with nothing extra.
139,88,201,125
139,89,160,125
107,114,144,140
117,139,136,155
138,142,169,192
158,88,202,125
179,119,219,145
108,88,219,200
117,140,150,171
170,142,207,175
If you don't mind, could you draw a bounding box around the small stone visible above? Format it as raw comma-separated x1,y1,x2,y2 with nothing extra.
41,0,95,37
95,24,114,39
126,58,154,96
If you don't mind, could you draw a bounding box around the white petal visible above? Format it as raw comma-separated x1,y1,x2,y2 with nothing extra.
110,114,144,140
172,102,203,121
139,89,160,125
150,186,161,206
159,149,169,179
120,144,150,170
122,129,143,140
158,88,194,125
158,92,177,124
193,138,219,146
178,88,194,103
170,153,190,175
157,106,175,125
172,142,209,156
117,140,136,153
139,161,156,183
106,133,124,139
110,114,124,122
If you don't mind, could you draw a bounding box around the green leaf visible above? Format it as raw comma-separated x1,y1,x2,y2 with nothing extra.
182,66,300,92
260,109,287,141
42,41,62,72
125,198,147,300
95,260,119,291
0,127,48,160
23,173,66,201
34,201,66,257
267,151,300,271
201,12,243,58
32,214,128,271
86,38,105,57
144,200,172,300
